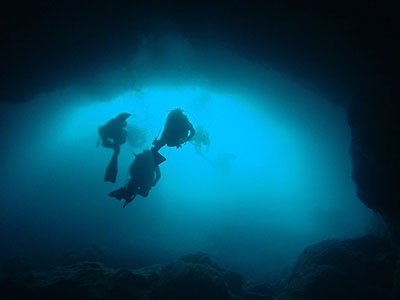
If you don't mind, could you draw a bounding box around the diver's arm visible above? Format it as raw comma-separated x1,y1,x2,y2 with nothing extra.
98,124,114,148
153,166,161,186
187,123,195,141
98,125,106,139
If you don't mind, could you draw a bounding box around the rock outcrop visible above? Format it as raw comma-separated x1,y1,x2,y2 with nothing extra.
0,252,249,300
2,238,399,300
348,86,400,221
280,235,397,300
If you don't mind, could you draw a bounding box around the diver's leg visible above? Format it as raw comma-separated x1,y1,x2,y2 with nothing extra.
104,148,119,183
152,138,166,152
125,179,138,196
101,140,114,148
113,144,121,155
137,186,150,197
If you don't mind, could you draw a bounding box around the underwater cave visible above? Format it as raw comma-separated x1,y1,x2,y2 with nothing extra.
0,1,399,299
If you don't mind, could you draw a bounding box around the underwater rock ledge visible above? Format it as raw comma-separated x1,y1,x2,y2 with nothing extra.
1,236,399,300
347,86,400,221
280,235,397,300
0,252,248,300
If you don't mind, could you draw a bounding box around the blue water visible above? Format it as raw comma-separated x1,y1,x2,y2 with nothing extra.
0,38,372,281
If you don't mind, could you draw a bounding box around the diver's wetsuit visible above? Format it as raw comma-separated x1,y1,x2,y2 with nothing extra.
152,109,195,151
109,150,161,208
98,113,130,183
98,114,129,150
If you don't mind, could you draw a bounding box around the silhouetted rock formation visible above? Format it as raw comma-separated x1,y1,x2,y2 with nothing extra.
0,256,33,282
60,243,107,266
3,239,399,300
1,2,397,105
281,235,397,300
0,252,247,300
348,86,400,221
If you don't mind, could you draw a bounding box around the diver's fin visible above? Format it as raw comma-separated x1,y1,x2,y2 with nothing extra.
123,195,136,208
104,151,119,183
109,188,124,200
152,151,167,166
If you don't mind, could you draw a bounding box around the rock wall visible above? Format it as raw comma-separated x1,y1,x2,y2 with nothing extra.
348,85,400,220
281,236,397,300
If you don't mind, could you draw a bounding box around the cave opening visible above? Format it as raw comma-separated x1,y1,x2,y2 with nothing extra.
1,2,398,298
0,37,374,281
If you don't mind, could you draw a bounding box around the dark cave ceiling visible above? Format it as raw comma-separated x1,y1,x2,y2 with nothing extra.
1,0,398,105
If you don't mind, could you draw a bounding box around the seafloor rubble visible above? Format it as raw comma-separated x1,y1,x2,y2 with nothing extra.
1,235,398,300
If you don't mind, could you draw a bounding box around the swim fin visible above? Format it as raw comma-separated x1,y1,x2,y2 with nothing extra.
123,195,136,208
105,150,119,183
109,188,124,200
152,149,167,166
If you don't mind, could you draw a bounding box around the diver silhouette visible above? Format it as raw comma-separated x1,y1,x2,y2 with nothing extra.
190,125,210,154
152,108,195,152
108,150,161,208
98,112,130,183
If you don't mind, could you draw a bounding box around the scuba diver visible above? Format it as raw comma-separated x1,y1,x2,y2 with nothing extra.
190,125,210,154
108,150,161,208
98,112,131,183
152,108,196,152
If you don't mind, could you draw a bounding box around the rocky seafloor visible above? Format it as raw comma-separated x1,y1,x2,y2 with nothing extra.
1,235,399,300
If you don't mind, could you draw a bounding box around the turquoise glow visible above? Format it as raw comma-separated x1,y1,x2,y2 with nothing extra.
63,86,306,197
0,83,371,281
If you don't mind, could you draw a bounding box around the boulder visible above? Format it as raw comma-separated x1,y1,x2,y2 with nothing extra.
281,236,396,300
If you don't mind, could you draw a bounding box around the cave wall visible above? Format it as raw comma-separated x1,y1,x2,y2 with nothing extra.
1,1,397,103
348,84,400,220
